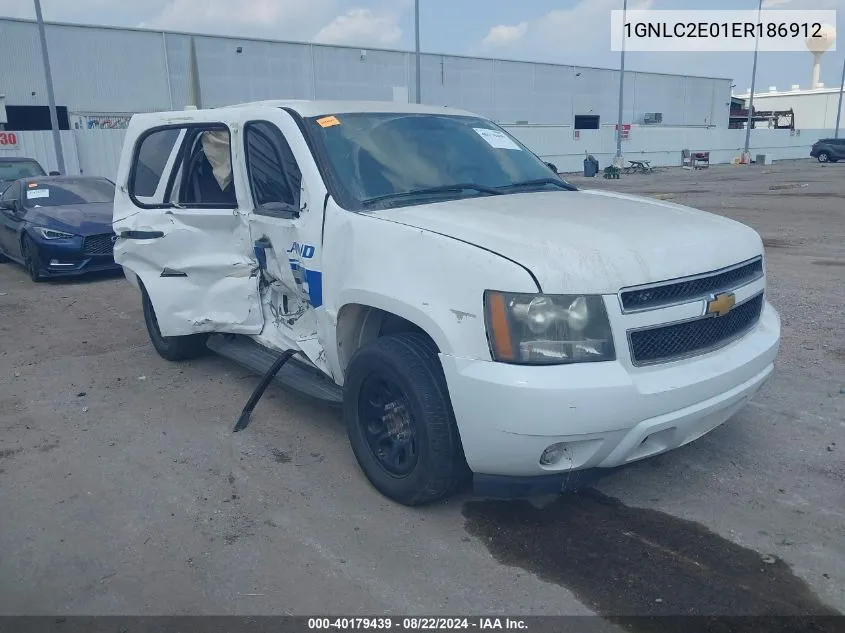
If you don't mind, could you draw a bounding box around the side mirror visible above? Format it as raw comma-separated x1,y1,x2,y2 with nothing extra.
545,162,558,174
257,201,299,219
0,200,15,211
49,171,61,176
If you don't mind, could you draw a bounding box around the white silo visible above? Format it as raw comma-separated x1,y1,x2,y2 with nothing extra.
806,25,836,89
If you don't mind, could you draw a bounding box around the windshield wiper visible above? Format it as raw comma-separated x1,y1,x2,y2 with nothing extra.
361,183,504,206
497,178,576,191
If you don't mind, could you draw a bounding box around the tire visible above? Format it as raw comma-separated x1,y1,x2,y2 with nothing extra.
818,152,830,163
343,333,470,506
141,286,208,361
21,235,44,282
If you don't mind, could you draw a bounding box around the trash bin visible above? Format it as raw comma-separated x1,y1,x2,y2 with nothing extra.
584,155,599,177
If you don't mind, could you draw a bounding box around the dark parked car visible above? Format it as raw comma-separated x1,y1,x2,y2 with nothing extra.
0,176,120,281
810,138,845,163
0,157,54,193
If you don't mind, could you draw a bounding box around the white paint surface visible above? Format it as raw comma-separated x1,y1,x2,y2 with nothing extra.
110,101,783,479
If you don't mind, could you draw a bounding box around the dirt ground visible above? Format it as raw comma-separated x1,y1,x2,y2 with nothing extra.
1,159,843,623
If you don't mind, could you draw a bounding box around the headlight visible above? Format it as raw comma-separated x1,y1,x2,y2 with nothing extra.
484,291,615,365
36,227,75,240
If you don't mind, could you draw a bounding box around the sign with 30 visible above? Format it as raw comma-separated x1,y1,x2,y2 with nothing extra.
0,131,19,148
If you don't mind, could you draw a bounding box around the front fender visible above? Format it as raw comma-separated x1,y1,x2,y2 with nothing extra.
323,206,539,362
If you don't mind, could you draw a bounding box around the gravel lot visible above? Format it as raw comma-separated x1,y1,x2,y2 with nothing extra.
1,159,843,623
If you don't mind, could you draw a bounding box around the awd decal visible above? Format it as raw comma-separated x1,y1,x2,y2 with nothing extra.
287,242,322,308
287,242,315,259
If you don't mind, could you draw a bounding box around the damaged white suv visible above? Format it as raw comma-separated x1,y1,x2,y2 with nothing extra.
113,101,780,505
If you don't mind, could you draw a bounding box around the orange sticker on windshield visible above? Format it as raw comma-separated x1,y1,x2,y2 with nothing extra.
316,115,340,128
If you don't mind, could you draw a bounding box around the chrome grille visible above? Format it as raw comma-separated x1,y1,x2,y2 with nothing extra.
628,293,764,366
620,258,763,312
83,233,115,256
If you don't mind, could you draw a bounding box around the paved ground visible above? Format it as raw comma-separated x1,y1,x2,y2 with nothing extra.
0,159,843,624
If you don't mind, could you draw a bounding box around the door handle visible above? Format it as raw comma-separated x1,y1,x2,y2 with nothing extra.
120,230,164,239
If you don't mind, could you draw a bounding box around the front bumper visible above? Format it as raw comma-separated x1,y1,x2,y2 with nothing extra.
440,301,780,485
30,234,120,277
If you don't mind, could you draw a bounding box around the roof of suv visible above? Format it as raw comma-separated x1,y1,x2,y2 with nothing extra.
206,100,477,118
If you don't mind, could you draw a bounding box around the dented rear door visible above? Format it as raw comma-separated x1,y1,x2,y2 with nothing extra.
113,117,264,337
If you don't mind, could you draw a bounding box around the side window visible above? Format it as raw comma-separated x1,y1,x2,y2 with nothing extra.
130,125,237,209
244,121,302,214
1,183,19,203
130,128,181,200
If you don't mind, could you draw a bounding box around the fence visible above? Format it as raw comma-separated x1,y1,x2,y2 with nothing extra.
0,125,830,182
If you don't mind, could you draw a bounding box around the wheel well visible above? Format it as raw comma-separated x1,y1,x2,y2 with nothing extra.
336,304,440,374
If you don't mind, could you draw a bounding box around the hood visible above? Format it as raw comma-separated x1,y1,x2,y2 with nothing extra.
26,202,115,237
369,190,763,294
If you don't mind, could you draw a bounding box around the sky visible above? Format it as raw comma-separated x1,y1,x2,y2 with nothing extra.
0,0,843,92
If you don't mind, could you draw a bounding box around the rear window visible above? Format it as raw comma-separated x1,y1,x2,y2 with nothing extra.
0,160,45,181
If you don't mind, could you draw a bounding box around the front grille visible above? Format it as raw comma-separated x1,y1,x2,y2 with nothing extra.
628,293,764,366
620,258,763,312
83,233,115,256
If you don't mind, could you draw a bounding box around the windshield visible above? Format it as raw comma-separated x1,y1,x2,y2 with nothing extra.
0,160,45,181
305,112,573,210
23,178,115,208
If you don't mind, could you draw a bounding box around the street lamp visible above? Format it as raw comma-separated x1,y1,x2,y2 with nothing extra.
835,55,845,139
615,0,627,161
743,0,763,159
34,0,65,174
414,0,421,104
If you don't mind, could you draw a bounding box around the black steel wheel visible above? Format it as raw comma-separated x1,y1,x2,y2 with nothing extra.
358,372,419,477
343,333,470,506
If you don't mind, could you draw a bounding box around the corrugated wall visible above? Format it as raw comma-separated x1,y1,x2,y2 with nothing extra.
0,17,732,126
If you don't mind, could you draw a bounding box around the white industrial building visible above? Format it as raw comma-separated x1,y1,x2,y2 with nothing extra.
0,16,732,129
739,85,845,131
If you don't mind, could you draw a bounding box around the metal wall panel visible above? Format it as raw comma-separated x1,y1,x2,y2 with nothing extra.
312,46,408,102
0,18,733,127
47,23,170,113
420,54,495,118
0,20,49,106
189,36,314,108
528,63,574,125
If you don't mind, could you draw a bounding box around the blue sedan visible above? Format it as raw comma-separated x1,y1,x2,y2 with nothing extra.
0,176,120,282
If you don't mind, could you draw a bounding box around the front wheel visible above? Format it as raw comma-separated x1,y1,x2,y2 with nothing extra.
343,333,469,506
141,287,208,361
818,152,830,163
22,235,44,282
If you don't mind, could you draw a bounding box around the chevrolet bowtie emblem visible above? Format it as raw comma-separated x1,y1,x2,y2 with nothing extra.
706,292,736,317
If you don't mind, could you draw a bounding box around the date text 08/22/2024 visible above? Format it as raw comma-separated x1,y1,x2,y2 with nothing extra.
307,618,528,630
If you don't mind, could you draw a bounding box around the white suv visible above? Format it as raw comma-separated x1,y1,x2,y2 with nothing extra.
113,100,781,505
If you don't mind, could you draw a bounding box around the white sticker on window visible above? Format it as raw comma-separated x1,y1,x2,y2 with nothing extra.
27,189,49,199
473,128,521,150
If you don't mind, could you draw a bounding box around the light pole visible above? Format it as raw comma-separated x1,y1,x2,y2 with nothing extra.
34,0,65,174
615,0,627,161
835,55,845,139
414,0,421,104
743,0,763,158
